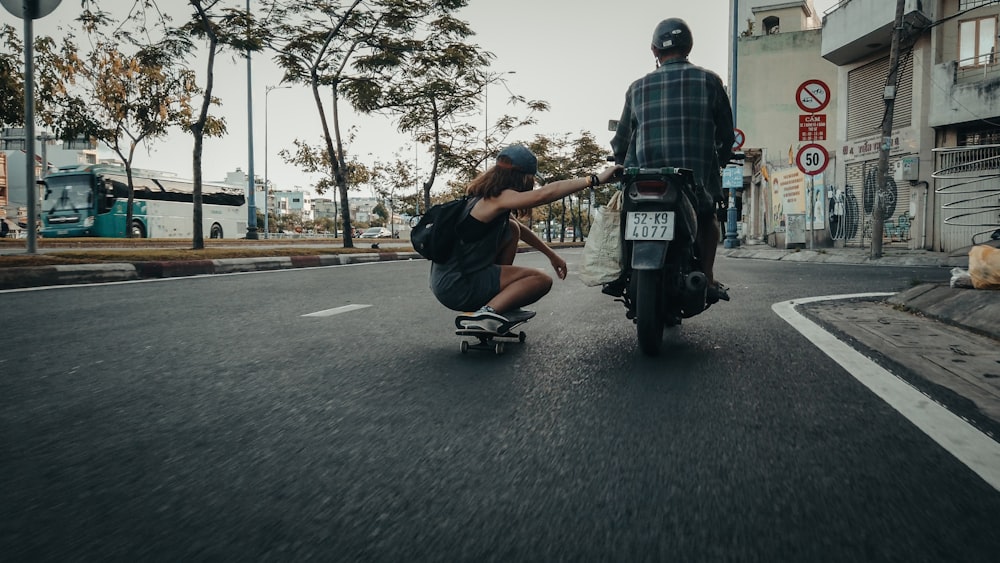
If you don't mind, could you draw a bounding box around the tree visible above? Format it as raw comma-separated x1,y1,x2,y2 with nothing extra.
526,132,608,242
344,9,547,210
366,148,420,227
0,25,24,127
175,0,272,248
274,0,502,245
278,129,372,196
273,0,377,248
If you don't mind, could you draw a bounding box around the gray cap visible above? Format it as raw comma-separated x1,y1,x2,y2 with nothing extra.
497,144,537,175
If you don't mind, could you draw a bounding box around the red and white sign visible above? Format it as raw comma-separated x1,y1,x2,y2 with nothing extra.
798,114,827,141
732,128,745,150
795,79,830,113
795,143,829,176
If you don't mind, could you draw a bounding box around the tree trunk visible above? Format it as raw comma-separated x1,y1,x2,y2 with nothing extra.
330,84,354,248
871,0,905,259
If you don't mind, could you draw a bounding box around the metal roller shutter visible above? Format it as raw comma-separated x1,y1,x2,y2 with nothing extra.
839,158,912,247
847,55,914,140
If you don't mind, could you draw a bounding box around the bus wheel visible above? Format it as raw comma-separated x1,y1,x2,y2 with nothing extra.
210,223,223,239
131,220,146,239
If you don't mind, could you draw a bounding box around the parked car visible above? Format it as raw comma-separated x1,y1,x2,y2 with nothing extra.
360,227,392,238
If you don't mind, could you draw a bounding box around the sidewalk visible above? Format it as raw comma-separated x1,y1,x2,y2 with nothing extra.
723,244,968,268
723,243,999,342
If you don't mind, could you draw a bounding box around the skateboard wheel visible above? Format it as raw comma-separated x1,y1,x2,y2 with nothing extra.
495,342,504,355
518,331,526,342
461,341,469,353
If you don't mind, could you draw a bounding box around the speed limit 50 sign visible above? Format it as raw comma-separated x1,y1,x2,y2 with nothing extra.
795,143,829,176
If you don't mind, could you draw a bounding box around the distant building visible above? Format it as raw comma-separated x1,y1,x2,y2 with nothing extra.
273,189,313,221
734,1,836,247
312,197,338,221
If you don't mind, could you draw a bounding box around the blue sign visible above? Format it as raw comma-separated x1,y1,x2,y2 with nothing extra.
722,165,743,189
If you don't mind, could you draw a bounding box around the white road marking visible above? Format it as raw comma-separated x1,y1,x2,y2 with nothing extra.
302,304,372,317
773,293,1000,492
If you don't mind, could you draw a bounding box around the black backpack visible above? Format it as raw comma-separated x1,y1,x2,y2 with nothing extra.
410,197,475,263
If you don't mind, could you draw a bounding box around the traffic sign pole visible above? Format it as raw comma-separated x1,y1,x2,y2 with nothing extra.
2,0,64,254
723,128,746,249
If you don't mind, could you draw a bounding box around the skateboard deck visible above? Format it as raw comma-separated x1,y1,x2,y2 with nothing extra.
455,310,535,354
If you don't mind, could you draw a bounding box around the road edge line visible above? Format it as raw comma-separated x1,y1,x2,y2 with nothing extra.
772,293,1000,492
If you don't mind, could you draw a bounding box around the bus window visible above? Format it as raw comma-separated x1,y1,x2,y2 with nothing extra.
99,180,115,214
42,176,94,214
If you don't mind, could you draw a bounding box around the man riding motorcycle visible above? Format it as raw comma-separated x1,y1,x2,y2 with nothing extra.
609,17,736,303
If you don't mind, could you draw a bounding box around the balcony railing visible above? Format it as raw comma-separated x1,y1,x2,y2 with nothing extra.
956,53,1000,84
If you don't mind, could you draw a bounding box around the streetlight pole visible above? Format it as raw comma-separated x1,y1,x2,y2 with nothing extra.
264,85,290,239
414,141,419,214
244,0,259,239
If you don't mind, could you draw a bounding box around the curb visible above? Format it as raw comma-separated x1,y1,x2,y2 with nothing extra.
0,252,423,290
889,283,1000,342
0,263,140,289
723,248,964,268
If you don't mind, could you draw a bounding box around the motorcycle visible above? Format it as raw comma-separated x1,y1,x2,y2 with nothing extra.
606,158,740,356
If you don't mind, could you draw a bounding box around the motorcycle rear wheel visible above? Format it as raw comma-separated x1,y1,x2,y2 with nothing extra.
635,269,664,356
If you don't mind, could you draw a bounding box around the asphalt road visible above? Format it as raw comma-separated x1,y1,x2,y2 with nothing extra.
3,251,999,561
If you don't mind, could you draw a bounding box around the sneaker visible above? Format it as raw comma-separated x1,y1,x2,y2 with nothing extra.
505,308,535,320
455,306,508,332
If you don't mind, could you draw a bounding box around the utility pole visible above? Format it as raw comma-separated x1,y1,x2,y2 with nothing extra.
872,0,905,259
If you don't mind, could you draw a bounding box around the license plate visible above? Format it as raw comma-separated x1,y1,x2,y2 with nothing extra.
625,211,675,241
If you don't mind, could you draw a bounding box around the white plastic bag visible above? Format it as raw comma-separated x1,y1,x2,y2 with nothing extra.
579,191,623,287
950,267,974,289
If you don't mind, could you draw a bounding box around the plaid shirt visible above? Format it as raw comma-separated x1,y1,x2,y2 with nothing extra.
611,58,735,190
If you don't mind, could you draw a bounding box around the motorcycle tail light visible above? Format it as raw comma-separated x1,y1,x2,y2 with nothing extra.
634,180,669,195
630,179,680,205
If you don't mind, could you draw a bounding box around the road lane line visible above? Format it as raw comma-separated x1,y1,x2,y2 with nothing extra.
302,304,372,317
773,293,1000,492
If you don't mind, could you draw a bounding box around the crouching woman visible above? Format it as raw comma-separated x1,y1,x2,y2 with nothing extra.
431,144,621,332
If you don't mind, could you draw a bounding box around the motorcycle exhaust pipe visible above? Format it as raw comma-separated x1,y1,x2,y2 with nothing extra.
685,271,707,293
681,271,708,315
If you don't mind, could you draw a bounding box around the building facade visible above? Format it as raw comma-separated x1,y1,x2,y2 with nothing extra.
822,0,999,252
736,0,1000,252
735,0,837,247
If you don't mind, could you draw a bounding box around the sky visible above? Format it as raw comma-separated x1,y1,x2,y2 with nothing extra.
2,0,838,198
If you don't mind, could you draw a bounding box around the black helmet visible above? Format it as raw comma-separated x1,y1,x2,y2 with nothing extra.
651,18,693,55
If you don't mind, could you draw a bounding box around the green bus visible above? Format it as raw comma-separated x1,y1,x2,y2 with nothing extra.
39,164,247,239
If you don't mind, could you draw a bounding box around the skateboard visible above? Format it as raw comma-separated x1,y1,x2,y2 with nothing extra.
455,310,535,355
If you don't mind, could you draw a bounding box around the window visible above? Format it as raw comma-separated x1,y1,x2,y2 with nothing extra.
960,0,993,9
958,126,1000,146
959,16,997,67
763,16,779,35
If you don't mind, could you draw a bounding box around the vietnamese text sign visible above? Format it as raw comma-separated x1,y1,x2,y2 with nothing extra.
799,114,827,141
722,165,743,188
